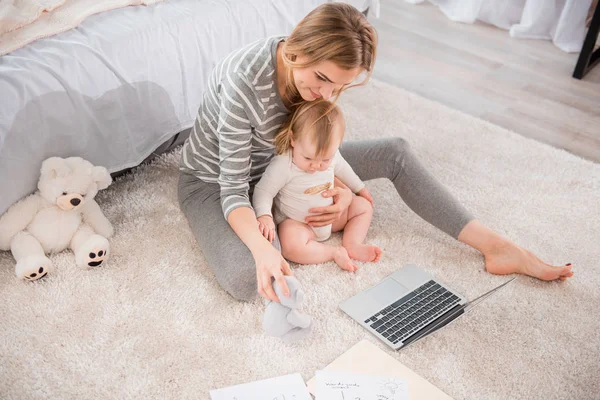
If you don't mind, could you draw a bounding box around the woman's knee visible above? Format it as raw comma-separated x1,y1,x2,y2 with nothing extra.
207,241,259,302
222,267,258,302
387,137,411,159
383,137,412,180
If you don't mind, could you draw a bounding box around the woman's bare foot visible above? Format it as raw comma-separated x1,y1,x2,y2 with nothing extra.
458,220,573,281
333,246,358,272
484,241,574,281
345,244,382,262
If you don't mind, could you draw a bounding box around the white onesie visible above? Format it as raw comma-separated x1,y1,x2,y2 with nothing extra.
253,150,365,241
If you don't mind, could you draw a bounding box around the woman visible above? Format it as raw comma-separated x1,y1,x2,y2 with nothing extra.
178,3,573,303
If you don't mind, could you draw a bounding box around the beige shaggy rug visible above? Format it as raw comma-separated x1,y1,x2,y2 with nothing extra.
1,79,599,400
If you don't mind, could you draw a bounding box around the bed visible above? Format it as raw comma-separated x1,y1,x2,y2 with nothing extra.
0,0,378,215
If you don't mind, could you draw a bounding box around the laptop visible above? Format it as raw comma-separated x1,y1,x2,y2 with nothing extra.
339,264,516,350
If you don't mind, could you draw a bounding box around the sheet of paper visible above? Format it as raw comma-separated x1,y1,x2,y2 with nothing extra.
316,370,409,400
210,373,312,400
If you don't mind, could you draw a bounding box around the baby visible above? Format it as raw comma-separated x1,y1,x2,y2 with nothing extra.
253,100,381,272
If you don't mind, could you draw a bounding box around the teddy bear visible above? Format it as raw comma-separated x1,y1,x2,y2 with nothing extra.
0,157,113,281
263,276,313,342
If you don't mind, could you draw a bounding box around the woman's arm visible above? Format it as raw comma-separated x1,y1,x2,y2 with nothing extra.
227,207,292,302
217,73,292,302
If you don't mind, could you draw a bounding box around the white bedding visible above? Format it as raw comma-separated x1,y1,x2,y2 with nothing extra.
0,0,165,50
0,0,378,215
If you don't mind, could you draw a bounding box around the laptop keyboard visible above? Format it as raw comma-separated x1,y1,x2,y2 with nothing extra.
363,280,460,345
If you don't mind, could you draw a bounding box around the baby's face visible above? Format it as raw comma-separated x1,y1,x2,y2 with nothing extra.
291,128,341,174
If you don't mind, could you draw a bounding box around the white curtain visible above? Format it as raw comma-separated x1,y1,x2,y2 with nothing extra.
405,0,593,53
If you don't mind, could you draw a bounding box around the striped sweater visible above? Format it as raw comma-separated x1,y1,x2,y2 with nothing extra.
180,36,290,219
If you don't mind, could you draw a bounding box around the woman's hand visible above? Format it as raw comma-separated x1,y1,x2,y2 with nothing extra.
306,186,353,227
357,187,374,207
227,207,292,303
257,215,276,242
253,242,293,303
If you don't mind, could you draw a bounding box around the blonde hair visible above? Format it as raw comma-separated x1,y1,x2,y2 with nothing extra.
282,3,378,109
275,100,344,156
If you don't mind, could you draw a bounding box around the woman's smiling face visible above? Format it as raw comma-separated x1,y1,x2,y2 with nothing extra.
292,56,362,101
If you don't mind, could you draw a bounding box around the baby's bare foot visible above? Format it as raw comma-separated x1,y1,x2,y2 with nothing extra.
345,244,382,262
334,247,358,272
484,241,573,281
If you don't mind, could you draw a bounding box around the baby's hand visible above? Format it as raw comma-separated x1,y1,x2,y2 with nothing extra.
257,215,276,243
357,187,374,207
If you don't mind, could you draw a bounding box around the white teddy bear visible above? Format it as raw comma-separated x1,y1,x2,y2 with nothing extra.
0,157,114,281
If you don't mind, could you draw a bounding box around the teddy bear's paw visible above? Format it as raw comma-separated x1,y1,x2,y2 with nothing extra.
16,255,54,281
76,235,110,269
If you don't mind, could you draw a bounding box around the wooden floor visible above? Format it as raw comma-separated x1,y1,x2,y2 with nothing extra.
368,2,600,163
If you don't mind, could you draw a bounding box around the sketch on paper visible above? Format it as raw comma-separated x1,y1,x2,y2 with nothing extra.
315,370,408,400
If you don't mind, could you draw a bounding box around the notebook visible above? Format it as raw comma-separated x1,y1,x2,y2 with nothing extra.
306,339,454,399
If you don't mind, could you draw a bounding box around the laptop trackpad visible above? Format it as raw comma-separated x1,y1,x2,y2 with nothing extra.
369,278,409,307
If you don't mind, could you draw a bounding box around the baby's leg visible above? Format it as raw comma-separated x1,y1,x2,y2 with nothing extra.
334,196,381,262
279,219,357,272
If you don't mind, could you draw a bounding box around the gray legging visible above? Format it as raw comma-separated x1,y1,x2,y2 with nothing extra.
178,138,474,301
